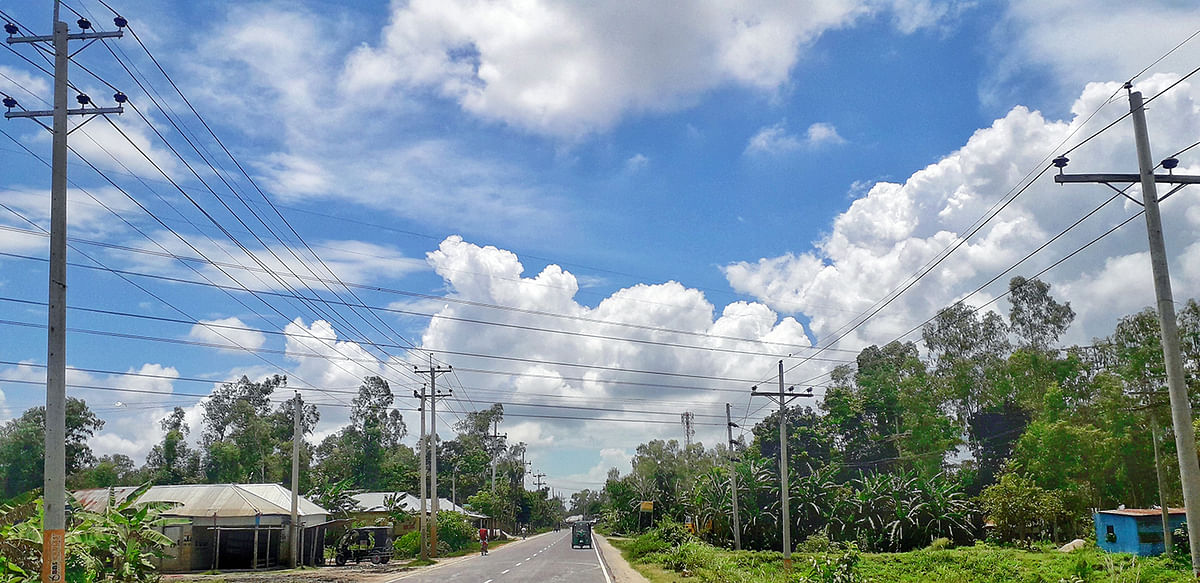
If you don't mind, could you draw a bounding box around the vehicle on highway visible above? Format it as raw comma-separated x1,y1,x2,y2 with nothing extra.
571,521,593,549
333,526,393,565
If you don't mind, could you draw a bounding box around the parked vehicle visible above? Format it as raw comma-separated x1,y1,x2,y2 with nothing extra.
333,526,393,565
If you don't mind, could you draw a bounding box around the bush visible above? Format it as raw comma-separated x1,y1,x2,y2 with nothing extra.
436,511,477,552
928,537,951,551
394,531,420,558
657,540,711,573
803,542,861,583
628,530,672,559
798,534,834,553
652,520,695,547
628,521,698,560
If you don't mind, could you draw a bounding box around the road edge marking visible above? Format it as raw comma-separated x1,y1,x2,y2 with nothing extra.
592,535,614,583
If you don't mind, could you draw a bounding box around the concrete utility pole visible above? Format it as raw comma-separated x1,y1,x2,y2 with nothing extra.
290,391,302,568
751,361,813,573
1150,410,1172,552
4,5,124,581
491,419,506,493
415,356,451,557
533,472,547,491
1054,84,1200,574
414,384,428,560
725,403,742,551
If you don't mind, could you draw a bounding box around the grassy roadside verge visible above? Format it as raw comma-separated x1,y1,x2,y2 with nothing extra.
608,536,1195,583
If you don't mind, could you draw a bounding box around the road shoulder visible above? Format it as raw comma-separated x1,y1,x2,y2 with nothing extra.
593,534,650,583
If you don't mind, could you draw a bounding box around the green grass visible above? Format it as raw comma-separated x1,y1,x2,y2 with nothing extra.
609,538,1194,583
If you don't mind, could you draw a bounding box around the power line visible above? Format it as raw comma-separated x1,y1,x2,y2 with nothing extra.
0,242,851,363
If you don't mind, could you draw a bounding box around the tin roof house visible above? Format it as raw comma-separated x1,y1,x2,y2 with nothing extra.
75,483,329,572
350,491,489,535
1094,508,1185,556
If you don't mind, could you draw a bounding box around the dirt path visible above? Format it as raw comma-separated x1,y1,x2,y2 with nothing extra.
594,534,650,583
161,535,550,583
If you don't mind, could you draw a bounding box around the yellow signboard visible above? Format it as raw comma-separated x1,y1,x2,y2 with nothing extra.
639,501,654,512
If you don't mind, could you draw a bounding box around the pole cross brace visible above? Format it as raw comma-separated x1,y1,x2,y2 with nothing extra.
6,107,123,118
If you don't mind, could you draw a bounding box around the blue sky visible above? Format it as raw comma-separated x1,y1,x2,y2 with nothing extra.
3,0,1200,495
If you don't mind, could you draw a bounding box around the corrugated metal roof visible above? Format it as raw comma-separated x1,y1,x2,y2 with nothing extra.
351,492,486,518
1099,508,1190,515
73,484,328,518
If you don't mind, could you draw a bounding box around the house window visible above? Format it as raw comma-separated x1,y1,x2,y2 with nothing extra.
1105,525,1116,543
1138,530,1164,544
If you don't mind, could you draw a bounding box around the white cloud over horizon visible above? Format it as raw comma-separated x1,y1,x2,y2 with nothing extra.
724,74,1200,359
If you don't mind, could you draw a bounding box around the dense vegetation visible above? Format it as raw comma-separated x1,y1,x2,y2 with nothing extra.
580,277,1200,560
3,275,1199,576
0,485,181,582
612,524,1193,583
0,374,564,534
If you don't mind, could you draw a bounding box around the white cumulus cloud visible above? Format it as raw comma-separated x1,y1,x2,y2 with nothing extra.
342,0,961,137
724,74,1200,366
189,317,267,352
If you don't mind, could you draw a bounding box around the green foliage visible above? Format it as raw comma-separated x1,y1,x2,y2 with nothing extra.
143,407,201,486
798,534,834,553
0,397,104,499
627,520,696,560
615,537,1192,583
979,473,1064,545
394,530,420,559
306,476,358,519
436,511,477,552
802,543,861,583
0,485,182,582
198,375,318,486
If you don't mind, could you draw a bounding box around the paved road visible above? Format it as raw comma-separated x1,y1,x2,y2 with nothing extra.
388,531,610,583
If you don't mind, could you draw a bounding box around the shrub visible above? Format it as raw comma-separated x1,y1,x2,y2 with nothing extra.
394,531,420,558
978,472,1063,545
657,540,711,573
652,520,695,547
436,511,477,552
628,530,672,559
628,521,698,560
798,534,834,553
928,537,951,551
803,542,861,583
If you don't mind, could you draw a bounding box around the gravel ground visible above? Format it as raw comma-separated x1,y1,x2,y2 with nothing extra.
163,561,415,583
595,534,651,583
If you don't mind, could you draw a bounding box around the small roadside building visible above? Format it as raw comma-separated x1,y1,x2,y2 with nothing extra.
1094,508,1186,556
350,492,490,535
75,483,329,572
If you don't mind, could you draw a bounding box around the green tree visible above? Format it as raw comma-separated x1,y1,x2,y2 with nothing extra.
0,397,104,499
67,454,143,490
144,407,200,485
313,376,404,491
200,375,284,482
1007,276,1075,351
979,472,1065,544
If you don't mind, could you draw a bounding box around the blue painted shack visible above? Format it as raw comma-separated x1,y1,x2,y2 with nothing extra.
1094,508,1186,556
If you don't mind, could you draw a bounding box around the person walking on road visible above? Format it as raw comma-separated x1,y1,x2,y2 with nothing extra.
479,527,489,556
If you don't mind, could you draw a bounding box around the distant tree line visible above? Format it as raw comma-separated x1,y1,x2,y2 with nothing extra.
0,375,564,531
584,276,1200,551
